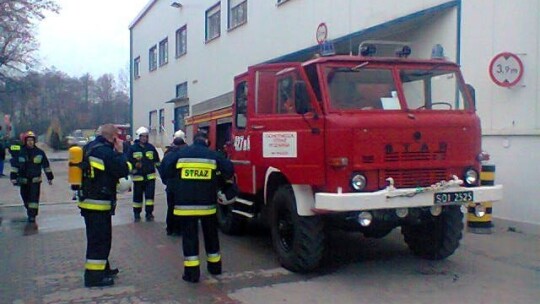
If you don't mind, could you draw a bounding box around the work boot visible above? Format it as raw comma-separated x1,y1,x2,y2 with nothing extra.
105,262,119,277
84,270,115,288
182,267,200,283
207,261,222,275
134,213,141,222
85,276,114,287
146,213,154,221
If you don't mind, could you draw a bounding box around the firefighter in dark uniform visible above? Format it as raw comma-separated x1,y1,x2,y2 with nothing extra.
10,131,54,222
159,130,187,236
79,124,130,287
128,126,160,221
162,131,235,283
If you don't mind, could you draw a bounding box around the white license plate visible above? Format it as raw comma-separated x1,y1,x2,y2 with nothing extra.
434,191,474,205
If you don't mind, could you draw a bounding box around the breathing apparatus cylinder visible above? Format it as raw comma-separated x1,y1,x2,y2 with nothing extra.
68,146,83,190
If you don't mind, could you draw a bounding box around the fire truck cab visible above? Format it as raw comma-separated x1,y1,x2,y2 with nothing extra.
185,48,503,273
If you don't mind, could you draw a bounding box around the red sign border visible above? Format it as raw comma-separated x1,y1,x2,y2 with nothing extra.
316,23,328,45
488,52,524,88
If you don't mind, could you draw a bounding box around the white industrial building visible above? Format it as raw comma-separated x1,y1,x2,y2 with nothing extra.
129,0,540,232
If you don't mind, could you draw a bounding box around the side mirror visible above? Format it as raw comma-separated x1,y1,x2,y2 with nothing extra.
466,84,476,109
294,81,310,115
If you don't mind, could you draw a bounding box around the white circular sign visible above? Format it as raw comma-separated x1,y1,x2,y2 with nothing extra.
316,23,327,45
489,52,524,87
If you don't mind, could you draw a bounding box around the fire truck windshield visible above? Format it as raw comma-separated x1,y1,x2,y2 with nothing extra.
400,69,470,110
325,66,471,111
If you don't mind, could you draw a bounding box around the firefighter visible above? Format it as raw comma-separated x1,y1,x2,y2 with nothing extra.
79,124,130,287
161,131,235,283
159,130,187,236
128,127,161,221
9,131,54,223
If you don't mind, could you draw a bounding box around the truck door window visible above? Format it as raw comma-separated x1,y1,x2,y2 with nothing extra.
400,69,468,110
255,70,279,114
326,67,397,110
235,81,247,128
277,76,296,114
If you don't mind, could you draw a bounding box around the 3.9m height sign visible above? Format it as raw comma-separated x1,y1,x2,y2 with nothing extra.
489,52,524,88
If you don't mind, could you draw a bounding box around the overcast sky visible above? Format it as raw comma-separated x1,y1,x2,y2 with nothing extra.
38,0,149,78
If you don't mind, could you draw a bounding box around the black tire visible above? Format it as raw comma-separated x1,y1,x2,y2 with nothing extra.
270,185,325,273
217,203,246,235
401,205,463,260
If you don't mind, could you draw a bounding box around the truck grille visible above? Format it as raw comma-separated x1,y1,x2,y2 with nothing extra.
385,151,446,162
383,169,447,188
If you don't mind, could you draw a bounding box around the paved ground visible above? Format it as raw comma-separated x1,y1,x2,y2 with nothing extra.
1,152,539,303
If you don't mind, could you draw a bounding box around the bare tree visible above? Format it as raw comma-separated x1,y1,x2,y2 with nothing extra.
0,0,59,83
116,62,129,96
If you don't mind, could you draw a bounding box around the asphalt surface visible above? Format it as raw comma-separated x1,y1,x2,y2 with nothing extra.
0,151,539,303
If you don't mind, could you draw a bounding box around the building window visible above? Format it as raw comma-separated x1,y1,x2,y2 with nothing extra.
228,0,247,30
149,110,157,131
176,82,188,99
159,109,165,133
175,25,187,57
205,2,221,42
134,56,140,79
159,38,168,66
174,106,190,131
149,45,157,71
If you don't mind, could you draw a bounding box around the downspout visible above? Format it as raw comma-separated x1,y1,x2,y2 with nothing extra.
129,28,134,137
456,0,462,64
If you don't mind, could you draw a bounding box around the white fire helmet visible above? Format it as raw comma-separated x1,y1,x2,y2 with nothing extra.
173,130,186,141
117,176,132,193
135,126,149,137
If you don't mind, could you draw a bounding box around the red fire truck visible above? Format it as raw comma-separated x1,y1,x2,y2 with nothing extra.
185,46,502,272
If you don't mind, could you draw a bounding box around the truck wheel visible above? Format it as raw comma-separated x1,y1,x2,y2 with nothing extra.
401,205,463,260
271,185,325,272
217,204,246,235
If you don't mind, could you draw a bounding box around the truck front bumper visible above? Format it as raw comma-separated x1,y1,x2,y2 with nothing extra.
314,185,503,212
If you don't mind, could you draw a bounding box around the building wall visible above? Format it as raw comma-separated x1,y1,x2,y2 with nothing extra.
130,0,540,227
130,0,455,141
461,0,540,226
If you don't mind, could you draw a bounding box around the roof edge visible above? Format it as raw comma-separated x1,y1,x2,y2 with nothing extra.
129,0,158,30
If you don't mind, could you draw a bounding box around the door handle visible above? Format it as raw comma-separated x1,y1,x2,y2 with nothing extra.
251,125,265,130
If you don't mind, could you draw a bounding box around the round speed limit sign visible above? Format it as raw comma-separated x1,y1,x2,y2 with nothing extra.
489,52,524,87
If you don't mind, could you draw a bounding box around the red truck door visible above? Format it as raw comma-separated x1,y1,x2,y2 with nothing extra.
246,64,325,189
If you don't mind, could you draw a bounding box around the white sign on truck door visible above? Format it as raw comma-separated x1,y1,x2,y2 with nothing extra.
263,132,297,158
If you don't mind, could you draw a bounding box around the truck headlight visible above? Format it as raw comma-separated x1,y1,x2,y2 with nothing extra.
464,169,478,186
351,173,367,191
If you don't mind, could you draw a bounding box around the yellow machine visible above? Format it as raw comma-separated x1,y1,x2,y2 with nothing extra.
68,146,83,190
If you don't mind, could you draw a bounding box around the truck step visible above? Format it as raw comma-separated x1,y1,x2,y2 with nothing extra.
232,210,255,218
235,198,254,206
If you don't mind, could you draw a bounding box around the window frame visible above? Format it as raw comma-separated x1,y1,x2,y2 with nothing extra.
149,110,157,130
159,38,168,66
235,81,248,129
176,82,188,99
149,45,157,71
228,0,247,30
174,105,190,132
175,25,187,58
205,2,221,42
134,56,141,79
159,108,165,133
